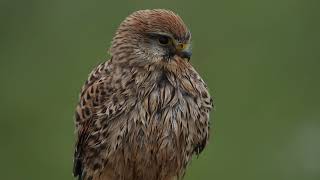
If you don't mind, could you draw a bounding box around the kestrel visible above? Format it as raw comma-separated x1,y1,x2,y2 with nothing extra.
73,9,213,180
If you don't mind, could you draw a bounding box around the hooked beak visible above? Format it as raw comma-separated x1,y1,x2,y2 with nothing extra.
175,42,192,60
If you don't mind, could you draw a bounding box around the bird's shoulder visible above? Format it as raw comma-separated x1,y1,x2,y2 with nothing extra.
75,58,136,124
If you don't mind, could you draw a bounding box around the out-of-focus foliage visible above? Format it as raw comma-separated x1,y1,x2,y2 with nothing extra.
0,0,319,179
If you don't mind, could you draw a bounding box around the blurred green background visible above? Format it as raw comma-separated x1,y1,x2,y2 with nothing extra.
1,0,319,179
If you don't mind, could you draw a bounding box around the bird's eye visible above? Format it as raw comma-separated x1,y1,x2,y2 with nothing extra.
158,36,170,45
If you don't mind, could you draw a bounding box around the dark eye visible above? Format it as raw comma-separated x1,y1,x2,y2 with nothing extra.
158,36,170,45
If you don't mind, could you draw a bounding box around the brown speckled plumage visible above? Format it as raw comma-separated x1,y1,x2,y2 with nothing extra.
73,9,213,180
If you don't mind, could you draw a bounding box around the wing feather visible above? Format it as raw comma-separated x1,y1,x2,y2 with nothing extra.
73,58,132,179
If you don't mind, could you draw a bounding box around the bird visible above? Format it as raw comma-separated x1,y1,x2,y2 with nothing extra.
73,9,213,180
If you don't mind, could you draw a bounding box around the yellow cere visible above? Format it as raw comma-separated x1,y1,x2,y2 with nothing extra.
176,43,188,51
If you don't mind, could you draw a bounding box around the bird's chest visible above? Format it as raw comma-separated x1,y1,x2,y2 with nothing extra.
132,76,202,147
122,76,204,175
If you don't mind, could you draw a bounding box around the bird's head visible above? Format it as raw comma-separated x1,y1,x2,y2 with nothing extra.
110,9,192,67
